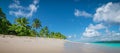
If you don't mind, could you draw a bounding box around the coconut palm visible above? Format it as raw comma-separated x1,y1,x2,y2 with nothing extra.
32,18,41,37
15,17,29,26
13,17,30,36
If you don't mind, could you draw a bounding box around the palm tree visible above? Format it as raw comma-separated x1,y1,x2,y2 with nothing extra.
30,29,36,37
15,17,29,26
32,18,41,37
50,32,55,38
14,17,30,36
0,8,11,34
39,26,49,38
44,26,49,37
39,28,44,37
0,18,10,34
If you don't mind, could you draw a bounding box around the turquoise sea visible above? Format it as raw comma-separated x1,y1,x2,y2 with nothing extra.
64,42,120,53
93,43,120,48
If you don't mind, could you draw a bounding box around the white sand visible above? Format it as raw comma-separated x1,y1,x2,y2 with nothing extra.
0,35,65,53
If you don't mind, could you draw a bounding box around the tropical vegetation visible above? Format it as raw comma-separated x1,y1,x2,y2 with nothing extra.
0,8,67,39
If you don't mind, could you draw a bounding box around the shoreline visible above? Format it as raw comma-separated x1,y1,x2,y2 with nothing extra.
1,35,120,53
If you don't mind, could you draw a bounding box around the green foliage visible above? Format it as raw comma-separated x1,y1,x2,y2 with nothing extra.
32,18,41,37
0,8,11,34
30,29,36,37
15,17,29,26
32,18,41,29
39,27,66,39
39,28,44,37
39,26,49,37
49,32,67,39
9,17,31,36
0,8,67,39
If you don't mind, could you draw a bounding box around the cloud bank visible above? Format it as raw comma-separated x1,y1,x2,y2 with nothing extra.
83,23,106,37
94,2,120,24
82,2,120,41
9,0,39,17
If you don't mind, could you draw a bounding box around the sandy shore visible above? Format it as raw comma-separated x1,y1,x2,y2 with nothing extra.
1,35,120,53
0,35,65,53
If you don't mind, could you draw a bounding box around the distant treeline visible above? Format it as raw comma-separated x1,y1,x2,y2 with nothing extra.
0,8,67,39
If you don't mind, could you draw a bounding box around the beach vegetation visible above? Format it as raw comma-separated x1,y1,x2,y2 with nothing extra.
0,8,67,39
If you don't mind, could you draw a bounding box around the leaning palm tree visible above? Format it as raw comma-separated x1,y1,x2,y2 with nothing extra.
32,18,41,37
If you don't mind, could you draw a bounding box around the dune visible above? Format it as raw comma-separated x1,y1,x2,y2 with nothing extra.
0,35,65,53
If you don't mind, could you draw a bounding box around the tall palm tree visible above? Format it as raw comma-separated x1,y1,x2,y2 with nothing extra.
32,18,41,37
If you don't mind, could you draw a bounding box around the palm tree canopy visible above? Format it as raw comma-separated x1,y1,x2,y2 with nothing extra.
15,17,29,26
32,18,41,29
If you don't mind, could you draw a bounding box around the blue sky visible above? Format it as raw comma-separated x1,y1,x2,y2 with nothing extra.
0,0,120,42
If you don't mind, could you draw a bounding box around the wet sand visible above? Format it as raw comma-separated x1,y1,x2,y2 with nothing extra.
64,42,120,53
0,35,120,53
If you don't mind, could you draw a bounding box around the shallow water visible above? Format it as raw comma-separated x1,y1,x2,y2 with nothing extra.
92,43,120,48
64,42,120,53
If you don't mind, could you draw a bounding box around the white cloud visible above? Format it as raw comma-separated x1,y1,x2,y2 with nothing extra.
88,23,106,30
81,31,120,42
34,0,39,4
74,9,92,17
97,31,120,41
67,34,77,38
83,23,106,37
94,2,120,24
81,2,120,41
9,0,39,17
82,23,120,41
10,10,25,17
83,29,100,37
68,36,72,38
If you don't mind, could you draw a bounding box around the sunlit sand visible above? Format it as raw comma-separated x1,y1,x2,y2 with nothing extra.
0,35,65,53
1,35,120,53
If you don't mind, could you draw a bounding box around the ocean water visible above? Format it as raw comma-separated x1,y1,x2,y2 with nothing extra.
64,42,120,53
92,43,120,48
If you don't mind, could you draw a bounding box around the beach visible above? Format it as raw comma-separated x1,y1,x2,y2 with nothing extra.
0,35,65,53
1,35,120,53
